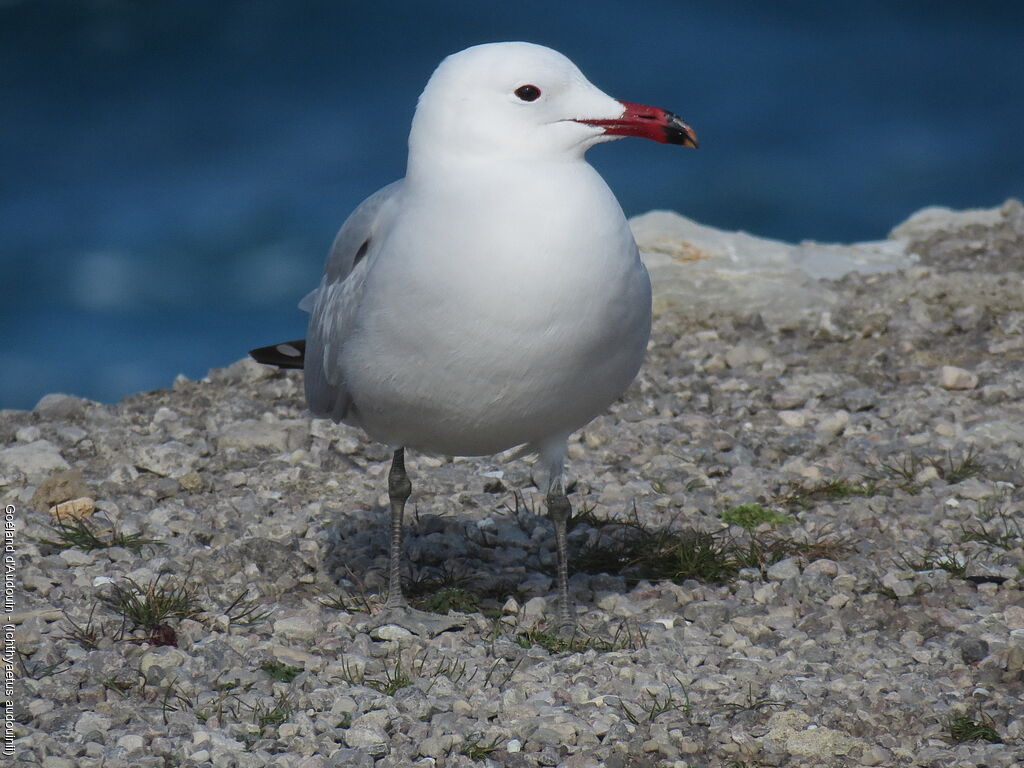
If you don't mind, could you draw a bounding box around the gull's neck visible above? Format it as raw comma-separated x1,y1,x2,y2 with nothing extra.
405,145,588,193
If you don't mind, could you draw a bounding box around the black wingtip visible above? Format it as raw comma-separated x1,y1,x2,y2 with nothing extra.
249,339,307,369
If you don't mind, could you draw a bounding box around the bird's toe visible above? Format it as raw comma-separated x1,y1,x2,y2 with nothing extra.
369,606,468,638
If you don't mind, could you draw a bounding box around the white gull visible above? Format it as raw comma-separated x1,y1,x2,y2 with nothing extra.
252,41,697,633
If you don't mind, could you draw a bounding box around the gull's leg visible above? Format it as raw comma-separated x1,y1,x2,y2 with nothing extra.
370,447,466,637
546,482,575,630
384,447,411,609
539,436,575,630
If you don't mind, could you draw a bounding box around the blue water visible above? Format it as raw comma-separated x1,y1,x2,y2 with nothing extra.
2,1,1023,409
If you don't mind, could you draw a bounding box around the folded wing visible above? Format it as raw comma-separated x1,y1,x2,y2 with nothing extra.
303,180,404,421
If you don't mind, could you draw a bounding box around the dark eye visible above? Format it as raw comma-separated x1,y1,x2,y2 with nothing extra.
514,84,541,102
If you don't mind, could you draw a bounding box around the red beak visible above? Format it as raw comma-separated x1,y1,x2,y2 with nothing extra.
578,101,698,148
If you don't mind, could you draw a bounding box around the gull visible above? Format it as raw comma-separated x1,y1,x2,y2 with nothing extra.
251,41,696,633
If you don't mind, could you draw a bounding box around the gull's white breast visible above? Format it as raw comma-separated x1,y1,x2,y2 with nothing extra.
341,161,652,456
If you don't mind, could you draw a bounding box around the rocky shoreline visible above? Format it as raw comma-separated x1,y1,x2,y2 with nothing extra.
3,201,1023,767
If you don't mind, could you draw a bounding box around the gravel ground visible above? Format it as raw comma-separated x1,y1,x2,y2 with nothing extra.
3,201,1023,767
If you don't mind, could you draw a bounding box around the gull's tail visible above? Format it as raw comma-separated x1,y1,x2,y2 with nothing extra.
249,339,306,369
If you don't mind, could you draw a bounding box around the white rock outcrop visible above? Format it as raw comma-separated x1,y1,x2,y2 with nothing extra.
631,209,915,326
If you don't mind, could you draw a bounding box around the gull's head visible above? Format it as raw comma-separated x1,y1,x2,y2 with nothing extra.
408,42,697,166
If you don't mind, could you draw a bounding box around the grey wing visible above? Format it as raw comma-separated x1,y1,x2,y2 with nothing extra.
303,180,403,421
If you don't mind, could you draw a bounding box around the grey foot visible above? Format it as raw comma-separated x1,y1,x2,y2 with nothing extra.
554,613,577,637
370,605,468,638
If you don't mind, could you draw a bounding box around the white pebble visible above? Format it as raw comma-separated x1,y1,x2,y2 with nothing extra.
938,365,978,390
777,410,805,428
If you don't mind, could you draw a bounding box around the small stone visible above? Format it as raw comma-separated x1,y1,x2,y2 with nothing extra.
419,734,458,758
28,698,54,716
152,406,178,424
140,647,188,677
325,749,374,768
49,496,95,521
31,467,92,513
952,477,996,501
532,726,569,746
815,411,849,441
116,734,145,751
1004,605,1024,630
273,615,319,642
753,583,777,604
703,354,727,373
16,425,41,442
74,712,112,736
859,746,892,766
1005,644,1024,671
939,365,978,390
536,746,560,766
15,624,42,655
725,344,771,368
803,559,838,577
841,387,878,412
344,726,389,755
507,738,522,753
145,476,179,499
772,390,807,409
56,425,88,444
107,463,139,484
268,644,314,667
370,624,413,641
881,570,915,597
131,441,198,478
777,410,805,428
0,439,69,482
522,596,548,624
334,435,361,455
218,419,307,453
767,557,801,582
35,392,90,420
956,637,989,663
682,600,735,630
59,549,95,566
799,465,821,481
178,471,205,492
224,471,248,487
900,630,923,648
